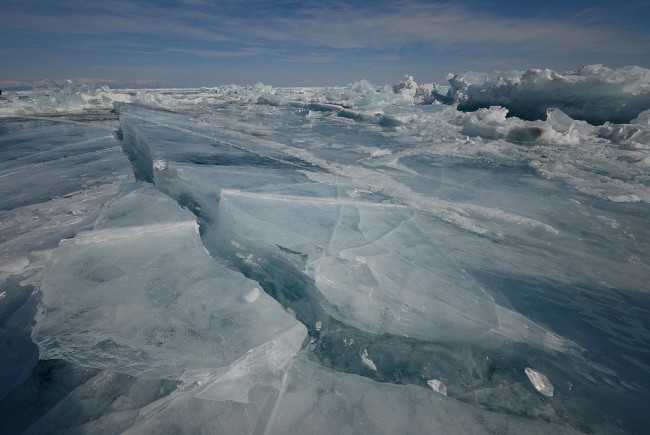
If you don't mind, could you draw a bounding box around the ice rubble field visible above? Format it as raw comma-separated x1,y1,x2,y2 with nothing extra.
1,65,650,434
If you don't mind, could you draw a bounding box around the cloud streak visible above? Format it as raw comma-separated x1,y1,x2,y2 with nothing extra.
251,3,650,55
4,0,649,55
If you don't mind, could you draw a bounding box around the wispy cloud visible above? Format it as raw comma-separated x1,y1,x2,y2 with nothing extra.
4,0,649,56
246,2,650,55
166,47,268,58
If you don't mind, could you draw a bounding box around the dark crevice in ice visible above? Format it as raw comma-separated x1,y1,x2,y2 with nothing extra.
207,235,339,340
117,124,154,183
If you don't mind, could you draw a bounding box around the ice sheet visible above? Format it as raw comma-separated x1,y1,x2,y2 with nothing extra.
1,73,649,433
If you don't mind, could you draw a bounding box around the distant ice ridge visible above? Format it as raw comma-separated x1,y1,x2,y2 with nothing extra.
3,64,649,128
447,65,650,125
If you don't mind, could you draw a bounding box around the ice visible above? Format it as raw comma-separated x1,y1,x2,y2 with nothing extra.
242,287,261,303
252,357,577,435
0,111,133,401
117,355,581,435
1,71,650,433
448,65,650,125
32,184,305,378
427,379,448,396
195,323,305,403
216,189,578,352
525,367,554,397
360,349,378,371
0,256,29,273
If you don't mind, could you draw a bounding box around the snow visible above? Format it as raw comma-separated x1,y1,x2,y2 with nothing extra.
0,68,649,433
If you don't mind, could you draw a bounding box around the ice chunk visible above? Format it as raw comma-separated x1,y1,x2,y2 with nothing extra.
217,191,578,353
451,106,555,143
427,379,448,396
525,367,554,397
153,159,167,171
360,349,377,371
32,184,303,378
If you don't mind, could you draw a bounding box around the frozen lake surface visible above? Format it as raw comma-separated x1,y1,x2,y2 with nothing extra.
1,67,649,433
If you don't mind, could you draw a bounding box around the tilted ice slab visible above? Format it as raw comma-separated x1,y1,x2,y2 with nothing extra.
32,184,306,378
116,104,578,353
217,189,577,352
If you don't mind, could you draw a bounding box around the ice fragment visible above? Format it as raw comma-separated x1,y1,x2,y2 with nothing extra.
427,379,448,396
360,349,377,371
525,367,554,397
242,287,261,303
153,159,167,170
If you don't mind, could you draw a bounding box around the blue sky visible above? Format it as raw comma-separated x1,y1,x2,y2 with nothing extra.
2,0,649,88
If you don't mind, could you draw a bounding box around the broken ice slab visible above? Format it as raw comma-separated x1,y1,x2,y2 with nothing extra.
525,367,554,397
216,190,579,353
32,184,305,379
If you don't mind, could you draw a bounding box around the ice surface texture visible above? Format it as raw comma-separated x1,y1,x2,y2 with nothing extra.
1,71,649,434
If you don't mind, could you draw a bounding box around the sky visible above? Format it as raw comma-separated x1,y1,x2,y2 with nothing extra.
1,0,650,88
